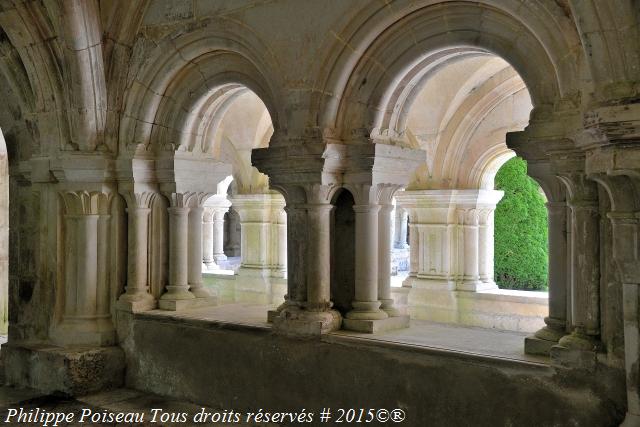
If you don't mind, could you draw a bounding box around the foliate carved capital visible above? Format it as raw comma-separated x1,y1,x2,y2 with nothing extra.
60,191,113,216
304,183,335,205
164,191,214,208
457,208,479,226
202,207,215,222
477,208,494,225
120,191,157,210
343,183,401,206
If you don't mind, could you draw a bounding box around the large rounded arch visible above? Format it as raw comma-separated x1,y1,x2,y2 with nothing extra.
313,1,584,141
119,18,286,157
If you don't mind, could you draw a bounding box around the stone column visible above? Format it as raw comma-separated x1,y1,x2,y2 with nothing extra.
269,191,340,335
96,211,111,328
517,163,571,355
282,204,306,309
394,207,409,248
267,203,304,322
459,208,481,290
226,210,241,257
557,177,601,351
159,203,195,310
276,209,287,273
117,192,156,311
72,214,100,322
477,209,494,284
526,200,569,353
188,206,211,298
590,173,640,426
346,204,388,320
378,204,399,316
408,220,419,278
305,204,333,311
202,207,215,268
53,191,115,346
212,209,227,262
607,211,640,426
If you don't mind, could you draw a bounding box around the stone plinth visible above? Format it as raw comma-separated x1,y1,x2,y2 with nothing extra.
342,315,410,333
2,343,125,395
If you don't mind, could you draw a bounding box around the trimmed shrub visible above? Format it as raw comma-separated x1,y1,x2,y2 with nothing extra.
494,157,548,290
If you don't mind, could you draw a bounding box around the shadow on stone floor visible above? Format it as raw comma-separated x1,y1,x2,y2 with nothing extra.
0,385,276,427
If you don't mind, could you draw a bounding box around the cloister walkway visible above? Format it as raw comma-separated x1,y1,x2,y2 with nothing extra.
140,303,549,366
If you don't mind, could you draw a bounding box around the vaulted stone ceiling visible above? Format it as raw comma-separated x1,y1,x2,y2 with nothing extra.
405,54,532,190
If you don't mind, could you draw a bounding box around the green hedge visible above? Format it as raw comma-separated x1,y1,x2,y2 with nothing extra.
494,157,548,291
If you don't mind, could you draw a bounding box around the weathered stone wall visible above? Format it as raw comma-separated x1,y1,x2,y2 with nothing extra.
126,314,625,427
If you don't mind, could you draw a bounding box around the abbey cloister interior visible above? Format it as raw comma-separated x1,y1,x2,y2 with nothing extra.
0,1,638,426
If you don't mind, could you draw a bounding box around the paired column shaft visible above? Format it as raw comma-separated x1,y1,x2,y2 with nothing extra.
305,204,332,310
378,204,399,315
570,201,600,336
56,190,116,346
119,206,155,307
188,207,209,297
546,201,569,333
161,206,194,303
212,210,227,261
347,204,387,320
394,208,408,248
202,209,215,268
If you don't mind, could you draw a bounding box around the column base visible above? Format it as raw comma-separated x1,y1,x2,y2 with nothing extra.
557,330,600,351
535,320,567,341
272,307,342,336
213,253,227,262
158,285,196,308
267,310,279,323
268,299,293,323
116,293,157,312
343,315,410,333
551,331,600,370
402,275,415,288
345,301,388,320
2,342,124,395
190,285,214,299
621,412,640,427
159,295,217,311
525,322,567,356
457,280,499,292
204,262,220,270
524,335,557,356
50,318,116,347
380,298,402,317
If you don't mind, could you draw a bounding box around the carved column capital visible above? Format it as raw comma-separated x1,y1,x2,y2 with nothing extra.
60,190,113,216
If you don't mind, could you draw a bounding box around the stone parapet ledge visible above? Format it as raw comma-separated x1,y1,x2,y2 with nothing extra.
408,282,547,333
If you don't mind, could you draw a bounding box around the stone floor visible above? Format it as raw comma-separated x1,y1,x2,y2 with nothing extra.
144,303,548,364
0,386,275,426
0,332,280,426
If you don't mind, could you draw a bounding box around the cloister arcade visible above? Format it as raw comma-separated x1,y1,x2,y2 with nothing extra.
0,1,638,425
197,51,547,335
